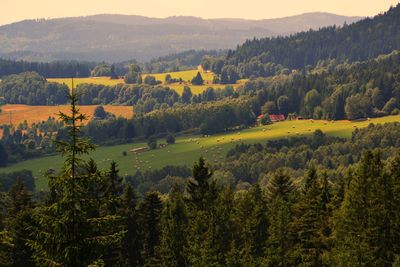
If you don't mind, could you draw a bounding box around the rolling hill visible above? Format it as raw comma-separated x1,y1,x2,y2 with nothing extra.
2,115,400,191
226,4,400,72
0,13,361,62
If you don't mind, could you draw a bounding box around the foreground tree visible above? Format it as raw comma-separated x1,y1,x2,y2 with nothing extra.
159,184,188,266
28,86,124,266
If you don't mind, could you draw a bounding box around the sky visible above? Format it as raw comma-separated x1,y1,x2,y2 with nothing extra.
1,0,399,25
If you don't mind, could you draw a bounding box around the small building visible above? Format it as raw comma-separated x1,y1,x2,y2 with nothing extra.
269,114,285,122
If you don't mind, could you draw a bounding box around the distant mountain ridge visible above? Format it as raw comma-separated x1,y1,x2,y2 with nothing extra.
0,13,362,62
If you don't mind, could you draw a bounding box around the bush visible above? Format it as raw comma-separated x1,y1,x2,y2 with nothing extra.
166,134,175,144
122,151,127,156
147,136,157,150
260,114,272,125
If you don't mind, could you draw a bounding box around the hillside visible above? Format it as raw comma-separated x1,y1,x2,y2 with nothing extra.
0,13,361,62
2,115,400,191
225,4,400,73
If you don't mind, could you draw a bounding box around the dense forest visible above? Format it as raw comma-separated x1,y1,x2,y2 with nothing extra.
0,72,69,105
222,4,400,77
0,59,94,78
239,50,400,120
1,96,400,266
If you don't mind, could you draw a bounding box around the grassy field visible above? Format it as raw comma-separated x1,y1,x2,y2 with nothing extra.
2,115,400,191
48,69,242,95
143,69,214,83
0,104,133,126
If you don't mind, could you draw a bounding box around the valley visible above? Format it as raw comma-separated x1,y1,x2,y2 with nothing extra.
3,115,399,191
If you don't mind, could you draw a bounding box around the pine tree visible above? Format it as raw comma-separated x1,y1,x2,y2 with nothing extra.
265,170,296,266
28,84,125,267
390,153,400,260
6,179,35,267
104,161,124,214
191,72,204,85
141,191,163,265
232,184,268,265
159,184,188,267
266,169,295,202
121,184,142,267
291,167,326,266
332,151,382,266
186,157,218,211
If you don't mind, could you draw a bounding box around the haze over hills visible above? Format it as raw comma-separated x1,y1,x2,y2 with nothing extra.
0,13,362,62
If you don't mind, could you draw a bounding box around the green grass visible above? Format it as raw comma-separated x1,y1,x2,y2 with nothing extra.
4,115,400,191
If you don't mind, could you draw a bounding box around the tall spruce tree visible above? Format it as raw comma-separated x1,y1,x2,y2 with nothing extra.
28,82,124,266
141,191,163,266
159,184,188,267
291,167,327,266
332,151,383,266
231,184,268,265
265,170,296,266
121,184,142,267
186,157,218,210
6,179,35,267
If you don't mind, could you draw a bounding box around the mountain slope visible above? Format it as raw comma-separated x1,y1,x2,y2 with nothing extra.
0,13,361,62
226,4,400,72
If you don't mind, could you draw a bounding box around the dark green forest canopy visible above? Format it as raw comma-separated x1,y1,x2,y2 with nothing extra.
226,4,400,71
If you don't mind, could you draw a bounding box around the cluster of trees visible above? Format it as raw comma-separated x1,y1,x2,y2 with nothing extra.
84,96,255,145
201,57,241,84
143,49,225,73
223,4,400,77
0,118,62,166
76,83,180,110
2,115,400,266
0,58,94,78
0,170,34,191
239,51,400,120
0,72,69,105
124,64,143,84
91,63,118,78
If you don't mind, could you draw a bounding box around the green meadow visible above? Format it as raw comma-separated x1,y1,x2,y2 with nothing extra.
2,115,400,191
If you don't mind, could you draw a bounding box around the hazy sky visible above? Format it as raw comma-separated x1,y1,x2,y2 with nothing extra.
1,0,399,25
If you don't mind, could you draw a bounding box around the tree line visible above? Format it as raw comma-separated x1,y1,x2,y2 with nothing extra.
0,58,94,78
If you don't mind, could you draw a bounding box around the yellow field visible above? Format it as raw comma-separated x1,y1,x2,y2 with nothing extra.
168,83,244,95
0,104,133,126
48,77,125,88
143,69,214,83
48,69,241,95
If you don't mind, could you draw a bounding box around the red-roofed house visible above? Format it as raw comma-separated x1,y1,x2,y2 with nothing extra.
269,114,285,122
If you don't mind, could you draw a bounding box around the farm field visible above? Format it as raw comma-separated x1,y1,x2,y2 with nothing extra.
48,69,243,95
2,115,400,191
0,104,133,126
48,77,125,88
143,68,214,83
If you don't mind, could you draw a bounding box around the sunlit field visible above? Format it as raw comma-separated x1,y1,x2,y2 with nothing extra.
48,69,243,95
2,115,400,191
0,104,133,126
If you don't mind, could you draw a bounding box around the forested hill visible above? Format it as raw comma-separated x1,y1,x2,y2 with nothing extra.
226,4,400,71
0,13,360,62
